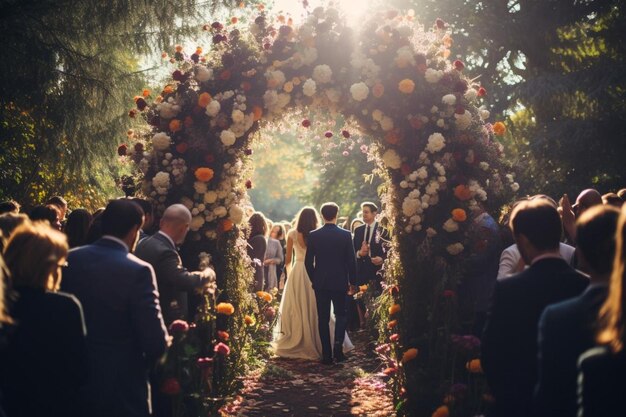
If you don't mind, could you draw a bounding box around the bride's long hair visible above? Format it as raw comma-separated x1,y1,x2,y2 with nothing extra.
295,207,319,246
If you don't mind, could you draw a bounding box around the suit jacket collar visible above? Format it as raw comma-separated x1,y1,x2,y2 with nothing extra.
156,231,177,249
97,236,129,253
322,223,338,228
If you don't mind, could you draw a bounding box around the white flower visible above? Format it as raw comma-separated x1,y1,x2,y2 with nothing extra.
152,171,170,195
302,78,317,97
195,66,213,82
203,191,218,204
426,132,446,153
312,64,332,84
446,243,464,255
511,182,520,192
442,94,457,106
433,162,446,176
443,218,459,232
382,149,402,169
479,106,490,120
277,93,291,108
265,69,286,87
426,227,437,238
437,118,445,128
479,162,490,171
190,216,205,231
350,82,369,101
426,180,440,195
229,205,244,224
410,215,422,225
302,47,318,65
263,90,278,109
194,181,208,194
405,225,414,233
402,198,420,217
425,68,444,83
220,130,236,146
380,116,394,131
431,106,439,114
232,109,244,123
464,88,478,102
151,132,171,151
157,99,181,119
455,110,473,130
395,46,416,67
372,109,384,122
400,180,409,188
213,206,227,218
416,167,429,180
205,100,221,117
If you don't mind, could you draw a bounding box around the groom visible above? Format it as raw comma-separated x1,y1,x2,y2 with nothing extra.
305,202,357,364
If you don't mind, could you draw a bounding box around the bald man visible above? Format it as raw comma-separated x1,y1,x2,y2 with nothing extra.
135,204,214,325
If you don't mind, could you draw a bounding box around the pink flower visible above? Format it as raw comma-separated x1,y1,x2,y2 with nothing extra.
390,333,400,342
214,342,231,355
169,320,189,334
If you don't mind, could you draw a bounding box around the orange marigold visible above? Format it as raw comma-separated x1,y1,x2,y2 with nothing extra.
216,302,235,315
432,405,450,417
169,119,182,132
175,44,183,52
220,219,234,232
398,79,415,94
401,347,419,363
359,285,368,293
493,121,506,136
244,315,255,325
389,304,401,315
451,208,467,222
163,85,174,94
387,319,398,329
454,185,472,201
466,359,483,373
256,291,273,303
198,92,212,108
142,89,150,97
195,167,214,182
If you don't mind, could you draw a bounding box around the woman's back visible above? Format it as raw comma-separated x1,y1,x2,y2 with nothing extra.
289,229,307,262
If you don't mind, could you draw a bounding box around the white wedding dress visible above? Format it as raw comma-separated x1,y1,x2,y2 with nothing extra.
271,229,354,360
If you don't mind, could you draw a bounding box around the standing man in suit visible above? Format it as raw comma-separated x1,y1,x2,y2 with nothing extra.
534,205,620,417
481,199,588,417
61,199,169,417
135,204,214,325
305,202,357,364
352,202,389,293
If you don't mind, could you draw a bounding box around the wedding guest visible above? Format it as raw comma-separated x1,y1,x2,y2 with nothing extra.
29,204,62,230
353,202,389,293
0,200,20,215
46,195,68,222
602,192,622,207
264,228,284,291
269,223,287,287
84,207,105,244
350,218,364,234
64,208,93,248
0,222,88,417
535,205,619,417
282,220,292,234
132,198,155,240
0,213,28,252
497,196,575,279
248,212,268,291
578,204,626,416
135,204,214,325
561,189,603,244
61,199,169,417
482,199,588,417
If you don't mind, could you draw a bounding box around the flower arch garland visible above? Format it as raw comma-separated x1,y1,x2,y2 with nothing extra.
122,6,516,416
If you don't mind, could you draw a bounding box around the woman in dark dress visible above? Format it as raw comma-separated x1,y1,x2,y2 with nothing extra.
247,212,268,292
579,204,626,416
0,221,88,417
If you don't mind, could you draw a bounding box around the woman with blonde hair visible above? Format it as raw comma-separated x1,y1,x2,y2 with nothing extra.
0,222,87,417
272,207,353,360
579,204,626,416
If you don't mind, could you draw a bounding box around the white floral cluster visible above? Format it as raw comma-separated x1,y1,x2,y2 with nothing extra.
195,65,213,82
505,173,520,192
157,97,181,119
152,171,170,195
152,132,171,151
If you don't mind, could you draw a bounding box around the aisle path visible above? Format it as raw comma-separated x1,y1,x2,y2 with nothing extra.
222,331,396,416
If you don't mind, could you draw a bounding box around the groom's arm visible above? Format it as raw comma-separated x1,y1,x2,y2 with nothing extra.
304,235,315,283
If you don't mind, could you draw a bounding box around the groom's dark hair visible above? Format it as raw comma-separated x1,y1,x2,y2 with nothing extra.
320,203,339,221
361,202,378,213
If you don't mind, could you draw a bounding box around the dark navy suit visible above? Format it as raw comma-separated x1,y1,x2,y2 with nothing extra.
481,257,588,417
61,237,169,417
352,222,389,290
305,223,357,360
534,285,607,417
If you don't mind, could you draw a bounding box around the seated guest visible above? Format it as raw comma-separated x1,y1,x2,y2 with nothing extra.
482,199,588,417
535,205,620,417
0,222,88,417
29,204,62,230
578,204,626,417
64,208,93,248
135,204,214,325
61,199,169,417
0,200,20,215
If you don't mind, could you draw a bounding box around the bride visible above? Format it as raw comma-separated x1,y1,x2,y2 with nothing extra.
271,207,354,360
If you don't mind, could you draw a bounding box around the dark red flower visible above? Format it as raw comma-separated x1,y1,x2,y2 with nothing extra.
443,290,456,298
324,131,333,138
134,142,144,153
117,144,127,156
172,70,185,82
169,319,189,334
454,80,468,93
136,98,147,111
453,60,465,71
435,18,445,29
128,109,137,118
214,342,231,355
400,163,412,176
478,87,487,97
301,119,311,128
264,42,271,50
191,53,199,63
245,179,253,189
244,148,253,156
160,378,181,395
149,116,161,127
455,105,465,115
211,21,223,31
342,130,350,138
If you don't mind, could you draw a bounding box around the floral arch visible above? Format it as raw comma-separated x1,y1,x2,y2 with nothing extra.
122,6,515,416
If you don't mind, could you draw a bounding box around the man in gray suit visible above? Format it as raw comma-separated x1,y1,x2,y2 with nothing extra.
135,204,214,325
61,199,169,417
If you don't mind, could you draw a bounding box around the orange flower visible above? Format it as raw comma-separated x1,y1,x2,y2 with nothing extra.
142,89,150,97
398,79,415,94
169,119,182,132
198,92,212,108
220,219,234,232
372,83,385,98
466,359,483,373
163,85,174,94
454,185,472,201
256,291,273,303
244,315,255,325
359,285,368,293
493,121,506,136
385,129,401,145
195,46,203,55
401,347,418,363
432,405,449,417
161,52,168,59
175,44,183,52
195,167,214,182
387,319,398,329
252,106,263,121
216,302,235,315
451,208,467,222
389,304,401,315
231,16,238,24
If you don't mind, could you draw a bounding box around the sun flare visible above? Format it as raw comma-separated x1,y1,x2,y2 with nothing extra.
271,0,374,25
